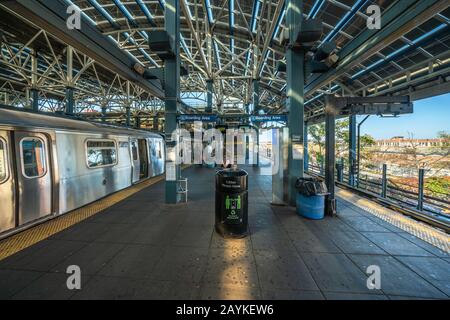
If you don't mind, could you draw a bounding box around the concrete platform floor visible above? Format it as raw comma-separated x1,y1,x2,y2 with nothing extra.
0,166,449,300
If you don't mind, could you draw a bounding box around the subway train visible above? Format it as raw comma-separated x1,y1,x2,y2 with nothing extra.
0,107,165,238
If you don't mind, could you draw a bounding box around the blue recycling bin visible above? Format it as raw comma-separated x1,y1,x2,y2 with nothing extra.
296,193,326,220
295,177,328,220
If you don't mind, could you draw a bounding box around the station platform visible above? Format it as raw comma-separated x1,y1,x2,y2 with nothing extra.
0,166,449,300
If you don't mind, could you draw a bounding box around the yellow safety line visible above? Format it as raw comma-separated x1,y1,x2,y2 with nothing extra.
337,188,450,253
0,175,165,261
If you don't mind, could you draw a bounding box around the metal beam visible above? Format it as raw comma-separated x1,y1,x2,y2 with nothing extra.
305,0,447,95
256,0,285,76
0,0,164,98
348,115,357,186
65,87,74,114
304,121,309,172
252,78,260,114
408,78,450,101
30,48,39,111
180,0,209,77
324,94,336,216
286,0,305,206
164,0,181,204
126,106,131,126
206,79,213,113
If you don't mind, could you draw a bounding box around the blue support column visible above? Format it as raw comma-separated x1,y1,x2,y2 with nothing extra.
246,134,250,163
101,105,107,123
245,103,250,115
252,79,260,114
381,163,387,198
65,87,74,114
153,114,158,131
30,49,39,112
31,89,39,112
252,79,260,167
164,0,181,204
206,80,213,113
348,115,357,186
304,121,309,172
253,127,259,167
135,115,141,129
417,168,425,211
324,94,336,216
126,106,131,127
286,0,305,205
66,46,74,115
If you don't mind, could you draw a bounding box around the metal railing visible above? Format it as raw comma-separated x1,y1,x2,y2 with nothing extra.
307,163,450,221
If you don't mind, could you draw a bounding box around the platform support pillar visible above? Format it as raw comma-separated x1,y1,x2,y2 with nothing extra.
381,164,387,198
206,79,213,113
135,115,141,129
349,115,357,186
286,0,305,206
153,114,158,131
325,95,336,216
304,121,309,172
252,79,260,114
65,87,74,115
101,104,107,123
30,49,39,112
246,134,250,163
31,89,39,112
417,168,425,211
126,106,131,127
164,0,181,204
253,126,259,167
65,46,74,114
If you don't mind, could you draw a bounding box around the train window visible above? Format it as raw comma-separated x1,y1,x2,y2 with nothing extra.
151,141,157,157
86,140,117,168
131,141,138,161
0,139,7,183
21,138,46,178
158,141,163,159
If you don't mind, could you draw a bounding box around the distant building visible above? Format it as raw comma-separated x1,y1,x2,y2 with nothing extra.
375,137,446,148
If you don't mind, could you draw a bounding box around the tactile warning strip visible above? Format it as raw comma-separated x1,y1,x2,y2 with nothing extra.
0,175,165,261
337,188,450,253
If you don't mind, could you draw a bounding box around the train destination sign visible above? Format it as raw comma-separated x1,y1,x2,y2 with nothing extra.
250,115,287,122
177,114,218,122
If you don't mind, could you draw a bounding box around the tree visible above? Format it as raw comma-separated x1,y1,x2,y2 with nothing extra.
438,131,450,147
308,123,325,167
307,119,375,169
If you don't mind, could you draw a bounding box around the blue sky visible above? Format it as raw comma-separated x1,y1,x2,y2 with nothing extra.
359,93,450,139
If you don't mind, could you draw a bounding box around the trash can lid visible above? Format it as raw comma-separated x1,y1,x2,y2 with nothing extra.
216,168,248,177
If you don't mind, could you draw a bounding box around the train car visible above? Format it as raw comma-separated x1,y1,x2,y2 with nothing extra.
0,107,165,238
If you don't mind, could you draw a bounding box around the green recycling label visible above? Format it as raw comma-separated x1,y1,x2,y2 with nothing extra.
225,195,242,224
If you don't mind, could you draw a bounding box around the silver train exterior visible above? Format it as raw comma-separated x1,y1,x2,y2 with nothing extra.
0,108,165,238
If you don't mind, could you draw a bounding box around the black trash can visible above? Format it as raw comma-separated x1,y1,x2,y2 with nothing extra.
215,168,249,238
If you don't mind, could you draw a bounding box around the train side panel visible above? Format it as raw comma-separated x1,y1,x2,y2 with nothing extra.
56,131,133,214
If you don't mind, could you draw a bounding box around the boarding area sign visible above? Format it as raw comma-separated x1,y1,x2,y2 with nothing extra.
177,114,218,122
250,115,287,122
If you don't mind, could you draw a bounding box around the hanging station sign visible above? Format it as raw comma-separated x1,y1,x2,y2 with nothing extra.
177,114,218,122
250,115,287,122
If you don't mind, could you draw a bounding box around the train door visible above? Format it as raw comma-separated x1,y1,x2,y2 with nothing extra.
14,131,52,225
138,139,149,179
130,138,140,183
147,138,154,177
154,138,165,175
0,130,15,233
